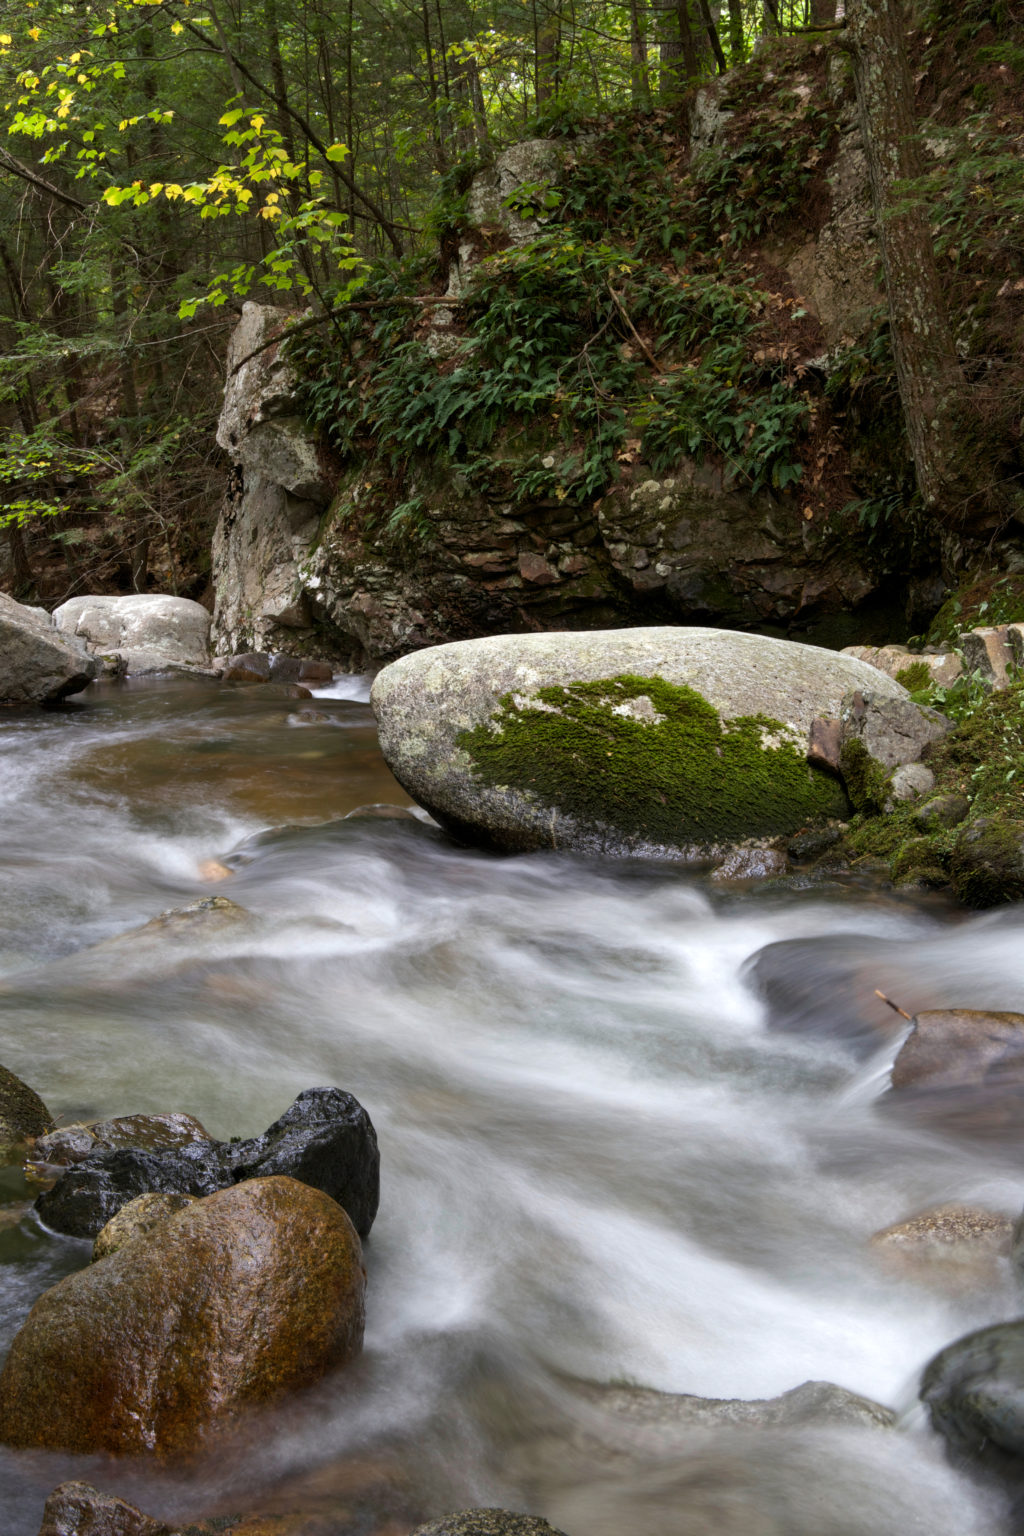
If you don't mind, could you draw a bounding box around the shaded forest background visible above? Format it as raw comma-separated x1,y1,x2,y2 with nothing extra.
0,0,1021,616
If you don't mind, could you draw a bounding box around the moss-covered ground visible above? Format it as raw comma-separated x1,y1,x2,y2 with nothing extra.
458,673,848,846
838,676,1024,893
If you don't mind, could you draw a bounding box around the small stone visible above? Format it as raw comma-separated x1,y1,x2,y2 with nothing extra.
92,1191,198,1261
710,847,788,882
297,660,334,683
37,1480,171,1536
960,626,1012,689
410,1514,569,1536
887,762,935,804
807,717,842,772
913,793,970,833
198,858,233,882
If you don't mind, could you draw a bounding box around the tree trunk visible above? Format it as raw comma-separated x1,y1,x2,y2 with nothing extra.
629,0,652,107
847,0,972,525
810,0,837,21
727,0,746,60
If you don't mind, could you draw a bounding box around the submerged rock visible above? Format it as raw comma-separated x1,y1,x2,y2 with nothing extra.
888,1009,1024,1138
0,1062,53,1155
574,1378,895,1436
871,1204,1012,1290
411,1515,569,1536
371,629,906,857
921,1319,1024,1471
37,1480,171,1536
0,1176,365,1459
0,591,96,705
35,1086,380,1240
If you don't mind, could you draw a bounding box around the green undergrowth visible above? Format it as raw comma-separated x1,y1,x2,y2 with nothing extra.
924,574,1024,646
457,673,848,845
840,677,1024,888
288,52,854,545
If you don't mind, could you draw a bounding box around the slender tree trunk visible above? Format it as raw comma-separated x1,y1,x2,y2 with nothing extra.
847,0,972,525
727,0,745,60
629,0,652,106
810,0,836,21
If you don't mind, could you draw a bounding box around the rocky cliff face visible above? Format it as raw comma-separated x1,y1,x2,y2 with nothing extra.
211,70,899,670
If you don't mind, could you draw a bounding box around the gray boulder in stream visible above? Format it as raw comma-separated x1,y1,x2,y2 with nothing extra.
34,1086,380,1240
921,1319,1024,1471
52,593,213,675
0,592,96,705
371,628,906,858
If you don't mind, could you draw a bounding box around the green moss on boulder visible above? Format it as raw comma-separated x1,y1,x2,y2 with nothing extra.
459,673,849,845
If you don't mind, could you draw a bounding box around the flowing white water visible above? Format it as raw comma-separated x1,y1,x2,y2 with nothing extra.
0,677,1021,1534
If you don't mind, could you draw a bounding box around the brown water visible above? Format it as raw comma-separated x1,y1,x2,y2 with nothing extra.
0,677,1022,1534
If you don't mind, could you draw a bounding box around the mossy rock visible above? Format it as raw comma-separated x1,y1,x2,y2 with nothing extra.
950,816,1024,908
0,1065,53,1159
371,628,907,857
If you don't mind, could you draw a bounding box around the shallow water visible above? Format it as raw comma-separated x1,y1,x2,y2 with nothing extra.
0,677,1022,1534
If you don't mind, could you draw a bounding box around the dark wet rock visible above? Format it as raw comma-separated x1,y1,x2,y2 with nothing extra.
743,935,937,1052
92,1191,199,1260
0,1176,365,1459
286,708,332,726
913,793,970,833
0,1062,53,1154
0,591,96,705
950,816,1024,908
37,1480,171,1536
411,1514,568,1536
224,651,272,683
839,689,950,771
35,1086,379,1240
298,660,334,684
33,1112,210,1171
920,1319,1024,1471
888,1009,1024,1139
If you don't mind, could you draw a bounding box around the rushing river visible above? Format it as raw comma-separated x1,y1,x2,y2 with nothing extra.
1,676,1023,1534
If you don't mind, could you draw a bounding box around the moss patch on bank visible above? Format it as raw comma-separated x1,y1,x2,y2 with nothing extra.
458,673,849,846
839,678,1024,896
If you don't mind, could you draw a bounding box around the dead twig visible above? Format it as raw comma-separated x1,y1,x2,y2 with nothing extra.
875,989,913,1021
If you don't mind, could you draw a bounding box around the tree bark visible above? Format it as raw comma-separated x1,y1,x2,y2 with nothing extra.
847,0,971,525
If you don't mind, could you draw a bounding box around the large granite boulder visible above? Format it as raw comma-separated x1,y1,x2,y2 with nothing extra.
0,1176,365,1459
35,1086,380,1240
0,591,95,704
371,628,907,857
52,594,212,675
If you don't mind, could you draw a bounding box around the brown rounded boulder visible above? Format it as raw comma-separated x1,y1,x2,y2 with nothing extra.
0,1175,365,1459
